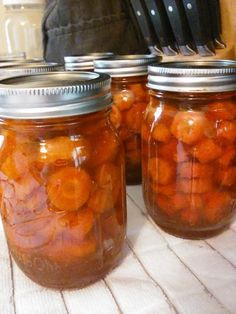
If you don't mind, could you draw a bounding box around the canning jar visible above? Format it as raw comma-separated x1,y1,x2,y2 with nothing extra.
0,71,126,288
143,61,236,239
94,54,160,184
0,61,60,78
1,0,45,59
64,52,114,71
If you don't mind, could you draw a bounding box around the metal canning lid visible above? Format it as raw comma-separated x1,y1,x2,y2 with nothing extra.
0,71,112,119
148,60,236,93
94,54,161,77
0,62,61,78
64,52,114,70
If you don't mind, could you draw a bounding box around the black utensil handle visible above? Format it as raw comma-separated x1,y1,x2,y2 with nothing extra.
182,0,212,46
207,0,224,39
143,0,175,47
162,0,192,46
130,0,158,48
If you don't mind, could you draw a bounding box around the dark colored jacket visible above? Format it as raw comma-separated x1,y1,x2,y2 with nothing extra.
42,0,148,63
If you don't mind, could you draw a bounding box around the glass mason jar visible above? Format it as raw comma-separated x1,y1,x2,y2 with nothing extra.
94,55,161,184
64,52,114,71
0,71,126,288
0,61,60,78
143,61,236,239
2,0,45,59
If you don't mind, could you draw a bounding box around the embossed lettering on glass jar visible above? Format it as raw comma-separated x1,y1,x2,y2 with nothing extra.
64,52,114,71
94,54,161,184
0,72,126,288
143,61,236,239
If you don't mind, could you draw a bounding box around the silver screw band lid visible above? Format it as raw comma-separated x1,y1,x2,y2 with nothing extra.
64,53,114,71
148,60,236,93
94,54,161,77
0,62,61,78
0,71,112,119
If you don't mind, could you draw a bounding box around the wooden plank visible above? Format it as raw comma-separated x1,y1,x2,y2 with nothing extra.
159,231,236,314
105,243,175,314
62,281,121,314
0,221,15,314
13,262,67,314
126,197,229,314
206,230,236,267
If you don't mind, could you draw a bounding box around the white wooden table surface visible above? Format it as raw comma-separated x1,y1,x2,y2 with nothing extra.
1,185,236,314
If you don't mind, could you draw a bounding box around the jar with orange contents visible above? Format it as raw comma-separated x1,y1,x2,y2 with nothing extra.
0,71,126,288
94,55,160,184
143,61,236,239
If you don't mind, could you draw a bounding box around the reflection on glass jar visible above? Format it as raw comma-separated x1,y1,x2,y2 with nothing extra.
143,61,236,239
94,55,161,185
0,72,126,289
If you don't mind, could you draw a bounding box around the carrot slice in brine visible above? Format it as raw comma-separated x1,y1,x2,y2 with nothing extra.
171,111,209,145
192,139,222,163
47,167,92,211
113,90,134,111
204,191,231,223
152,122,171,143
206,101,236,121
110,105,122,129
148,157,175,185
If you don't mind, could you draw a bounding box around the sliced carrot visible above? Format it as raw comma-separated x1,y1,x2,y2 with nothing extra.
218,147,236,167
95,163,120,189
171,111,209,145
177,162,213,179
124,102,147,133
48,236,97,261
101,212,124,241
47,167,92,211
113,90,134,111
57,208,94,239
204,191,231,223
94,163,121,203
64,237,97,259
88,188,113,214
118,126,132,141
73,137,91,165
154,183,177,196
90,129,119,166
152,122,171,143
216,121,236,143
180,208,199,226
177,177,212,194
171,193,188,212
188,194,204,211
38,136,74,163
158,138,177,160
215,167,236,187
110,105,122,129
192,138,222,163
1,150,29,181
129,83,148,102
206,101,236,121
156,194,173,214
148,157,175,185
